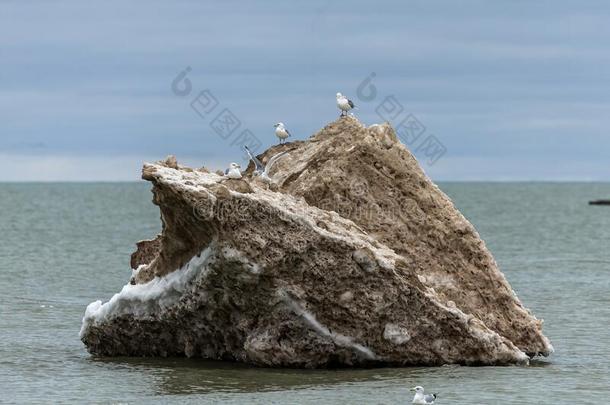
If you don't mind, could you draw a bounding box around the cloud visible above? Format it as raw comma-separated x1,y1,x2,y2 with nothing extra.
1,0,609,180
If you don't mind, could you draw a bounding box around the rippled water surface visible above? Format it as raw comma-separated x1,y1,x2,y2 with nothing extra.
1,182,609,404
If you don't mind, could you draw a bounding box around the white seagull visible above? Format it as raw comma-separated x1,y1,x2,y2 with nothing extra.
336,92,355,116
224,162,242,179
274,122,291,144
244,146,288,183
410,386,438,404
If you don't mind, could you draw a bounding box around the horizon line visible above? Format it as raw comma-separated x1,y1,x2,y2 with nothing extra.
1,179,610,184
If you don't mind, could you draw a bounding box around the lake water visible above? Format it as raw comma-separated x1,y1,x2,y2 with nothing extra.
1,182,609,404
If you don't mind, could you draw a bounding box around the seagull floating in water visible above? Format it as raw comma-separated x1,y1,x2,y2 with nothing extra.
244,146,288,184
336,92,355,116
224,162,242,179
411,386,438,404
274,122,291,144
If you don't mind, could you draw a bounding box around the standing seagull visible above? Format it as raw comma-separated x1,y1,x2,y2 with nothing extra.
274,122,291,144
336,92,355,116
224,162,242,179
410,386,438,404
244,146,288,183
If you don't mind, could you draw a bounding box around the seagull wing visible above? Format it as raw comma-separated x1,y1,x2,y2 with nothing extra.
264,151,288,176
224,168,229,175
286,128,292,137
424,393,437,403
244,146,264,172
348,99,355,108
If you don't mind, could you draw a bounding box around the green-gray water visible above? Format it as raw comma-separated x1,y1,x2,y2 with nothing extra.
1,183,609,404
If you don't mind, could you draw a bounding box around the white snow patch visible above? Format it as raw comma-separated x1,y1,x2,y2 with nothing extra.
80,247,214,339
220,246,262,274
383,323,411,345
375,251,396,271
427,273,456,290
281,291,376,360
339,291,354,303
146,164,220,202
131,264,146,280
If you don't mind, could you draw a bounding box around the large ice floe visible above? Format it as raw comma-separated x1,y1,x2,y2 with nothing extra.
81,117,552,367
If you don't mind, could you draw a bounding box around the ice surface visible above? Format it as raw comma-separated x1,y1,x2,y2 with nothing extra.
80,247,213,338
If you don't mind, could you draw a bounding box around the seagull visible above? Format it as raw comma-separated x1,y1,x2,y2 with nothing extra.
410,386,438,404
224,162,242,179
336,92,355,116
244,146,288,183
274,122,291,144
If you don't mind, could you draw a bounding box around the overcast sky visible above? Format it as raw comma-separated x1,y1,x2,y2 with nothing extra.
1,0,609,181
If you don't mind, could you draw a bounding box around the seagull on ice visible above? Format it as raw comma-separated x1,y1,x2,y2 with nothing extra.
274,122,291,144
244,146,288,183
410,386,438,404
224,162,242,179
336,92,355,116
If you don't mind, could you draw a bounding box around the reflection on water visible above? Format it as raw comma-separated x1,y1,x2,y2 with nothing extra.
86,354,592,404
91,357,468,395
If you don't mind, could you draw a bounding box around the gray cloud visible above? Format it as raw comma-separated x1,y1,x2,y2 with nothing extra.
1,0,609,180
